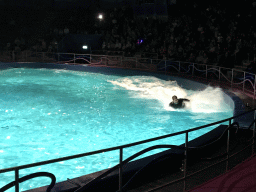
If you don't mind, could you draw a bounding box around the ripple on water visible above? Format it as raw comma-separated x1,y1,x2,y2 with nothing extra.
0,68,233,191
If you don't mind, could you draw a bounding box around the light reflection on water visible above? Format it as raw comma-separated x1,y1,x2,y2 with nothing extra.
0,68,233,191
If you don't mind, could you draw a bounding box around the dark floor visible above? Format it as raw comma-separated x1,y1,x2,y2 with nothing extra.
189,154,256,192
126,128,255,192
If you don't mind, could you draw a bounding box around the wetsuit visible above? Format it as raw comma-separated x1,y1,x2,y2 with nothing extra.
169,99,189,109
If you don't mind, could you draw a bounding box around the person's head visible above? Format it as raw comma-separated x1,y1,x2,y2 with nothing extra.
172,95,178,104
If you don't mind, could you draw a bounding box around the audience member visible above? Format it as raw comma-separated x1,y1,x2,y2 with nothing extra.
1,1,256,70
64,26,70,36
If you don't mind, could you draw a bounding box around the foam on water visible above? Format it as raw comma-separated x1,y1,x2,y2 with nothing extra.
109,76,230,113
0,68,233,191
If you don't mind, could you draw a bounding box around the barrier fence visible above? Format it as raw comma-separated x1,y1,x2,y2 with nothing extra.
0,109,255,192
0,50,256,191
1,50,256,98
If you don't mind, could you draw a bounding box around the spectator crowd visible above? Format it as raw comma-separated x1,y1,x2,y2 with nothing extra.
1,0,256,70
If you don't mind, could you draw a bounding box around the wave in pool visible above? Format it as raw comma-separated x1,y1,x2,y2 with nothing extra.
0,68,233,192
108,76,231,113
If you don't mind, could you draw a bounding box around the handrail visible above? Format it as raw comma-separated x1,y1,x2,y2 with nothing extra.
119,122,240,191
74,145,184,192
247,119,256,130
1,54,256,191
0,172,56,192
0,109,254,175
190,122,239,150
74,121,248,192
3,51,256,90
161,60,256,98
195,122,240,161
0,109,255,192
123,122,255,192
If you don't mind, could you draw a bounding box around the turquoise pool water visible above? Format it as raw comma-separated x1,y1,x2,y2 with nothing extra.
0,68,233,191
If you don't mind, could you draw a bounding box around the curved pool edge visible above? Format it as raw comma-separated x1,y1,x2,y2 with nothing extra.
0,62,250,192
24,125,234,192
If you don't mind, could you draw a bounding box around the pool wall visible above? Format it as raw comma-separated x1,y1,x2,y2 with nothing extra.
0,62,248,192
0,62,236,111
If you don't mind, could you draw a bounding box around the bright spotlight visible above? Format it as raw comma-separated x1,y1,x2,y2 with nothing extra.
82,45,88,50
98,14,103,20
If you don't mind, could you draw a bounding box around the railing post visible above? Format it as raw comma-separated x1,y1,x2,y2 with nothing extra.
12,51,15,62
165,60,166,75
206,65,207,79
74,54,76,64
243,71,245,92
183,132,188,192
179,61,181,72
219,67,221,81
226,120,231,172
253,110,256,155
21,51,24,62
192,63,194,76
119,148,123,192
254,75,256,100
231,69,234,88
58,53,60,63
15,169,19,192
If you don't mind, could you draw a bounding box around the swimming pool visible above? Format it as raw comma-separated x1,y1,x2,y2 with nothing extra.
0,67,233,191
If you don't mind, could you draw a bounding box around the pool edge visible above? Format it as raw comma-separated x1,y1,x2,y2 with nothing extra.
2,63,245,192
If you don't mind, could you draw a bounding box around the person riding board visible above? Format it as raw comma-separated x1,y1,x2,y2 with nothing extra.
169,95,190,109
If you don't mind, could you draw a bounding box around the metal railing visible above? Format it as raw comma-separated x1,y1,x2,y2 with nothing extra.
59,52,256,99
0,109,255,192
147,126,256,192
1,51,256,191
4,50,254,95
1,49,255,64
161,61,256,99
0,172,56,192
52,52,256,99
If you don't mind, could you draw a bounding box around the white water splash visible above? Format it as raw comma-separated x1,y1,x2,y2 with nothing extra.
109,76,232,113
186,87,231,113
